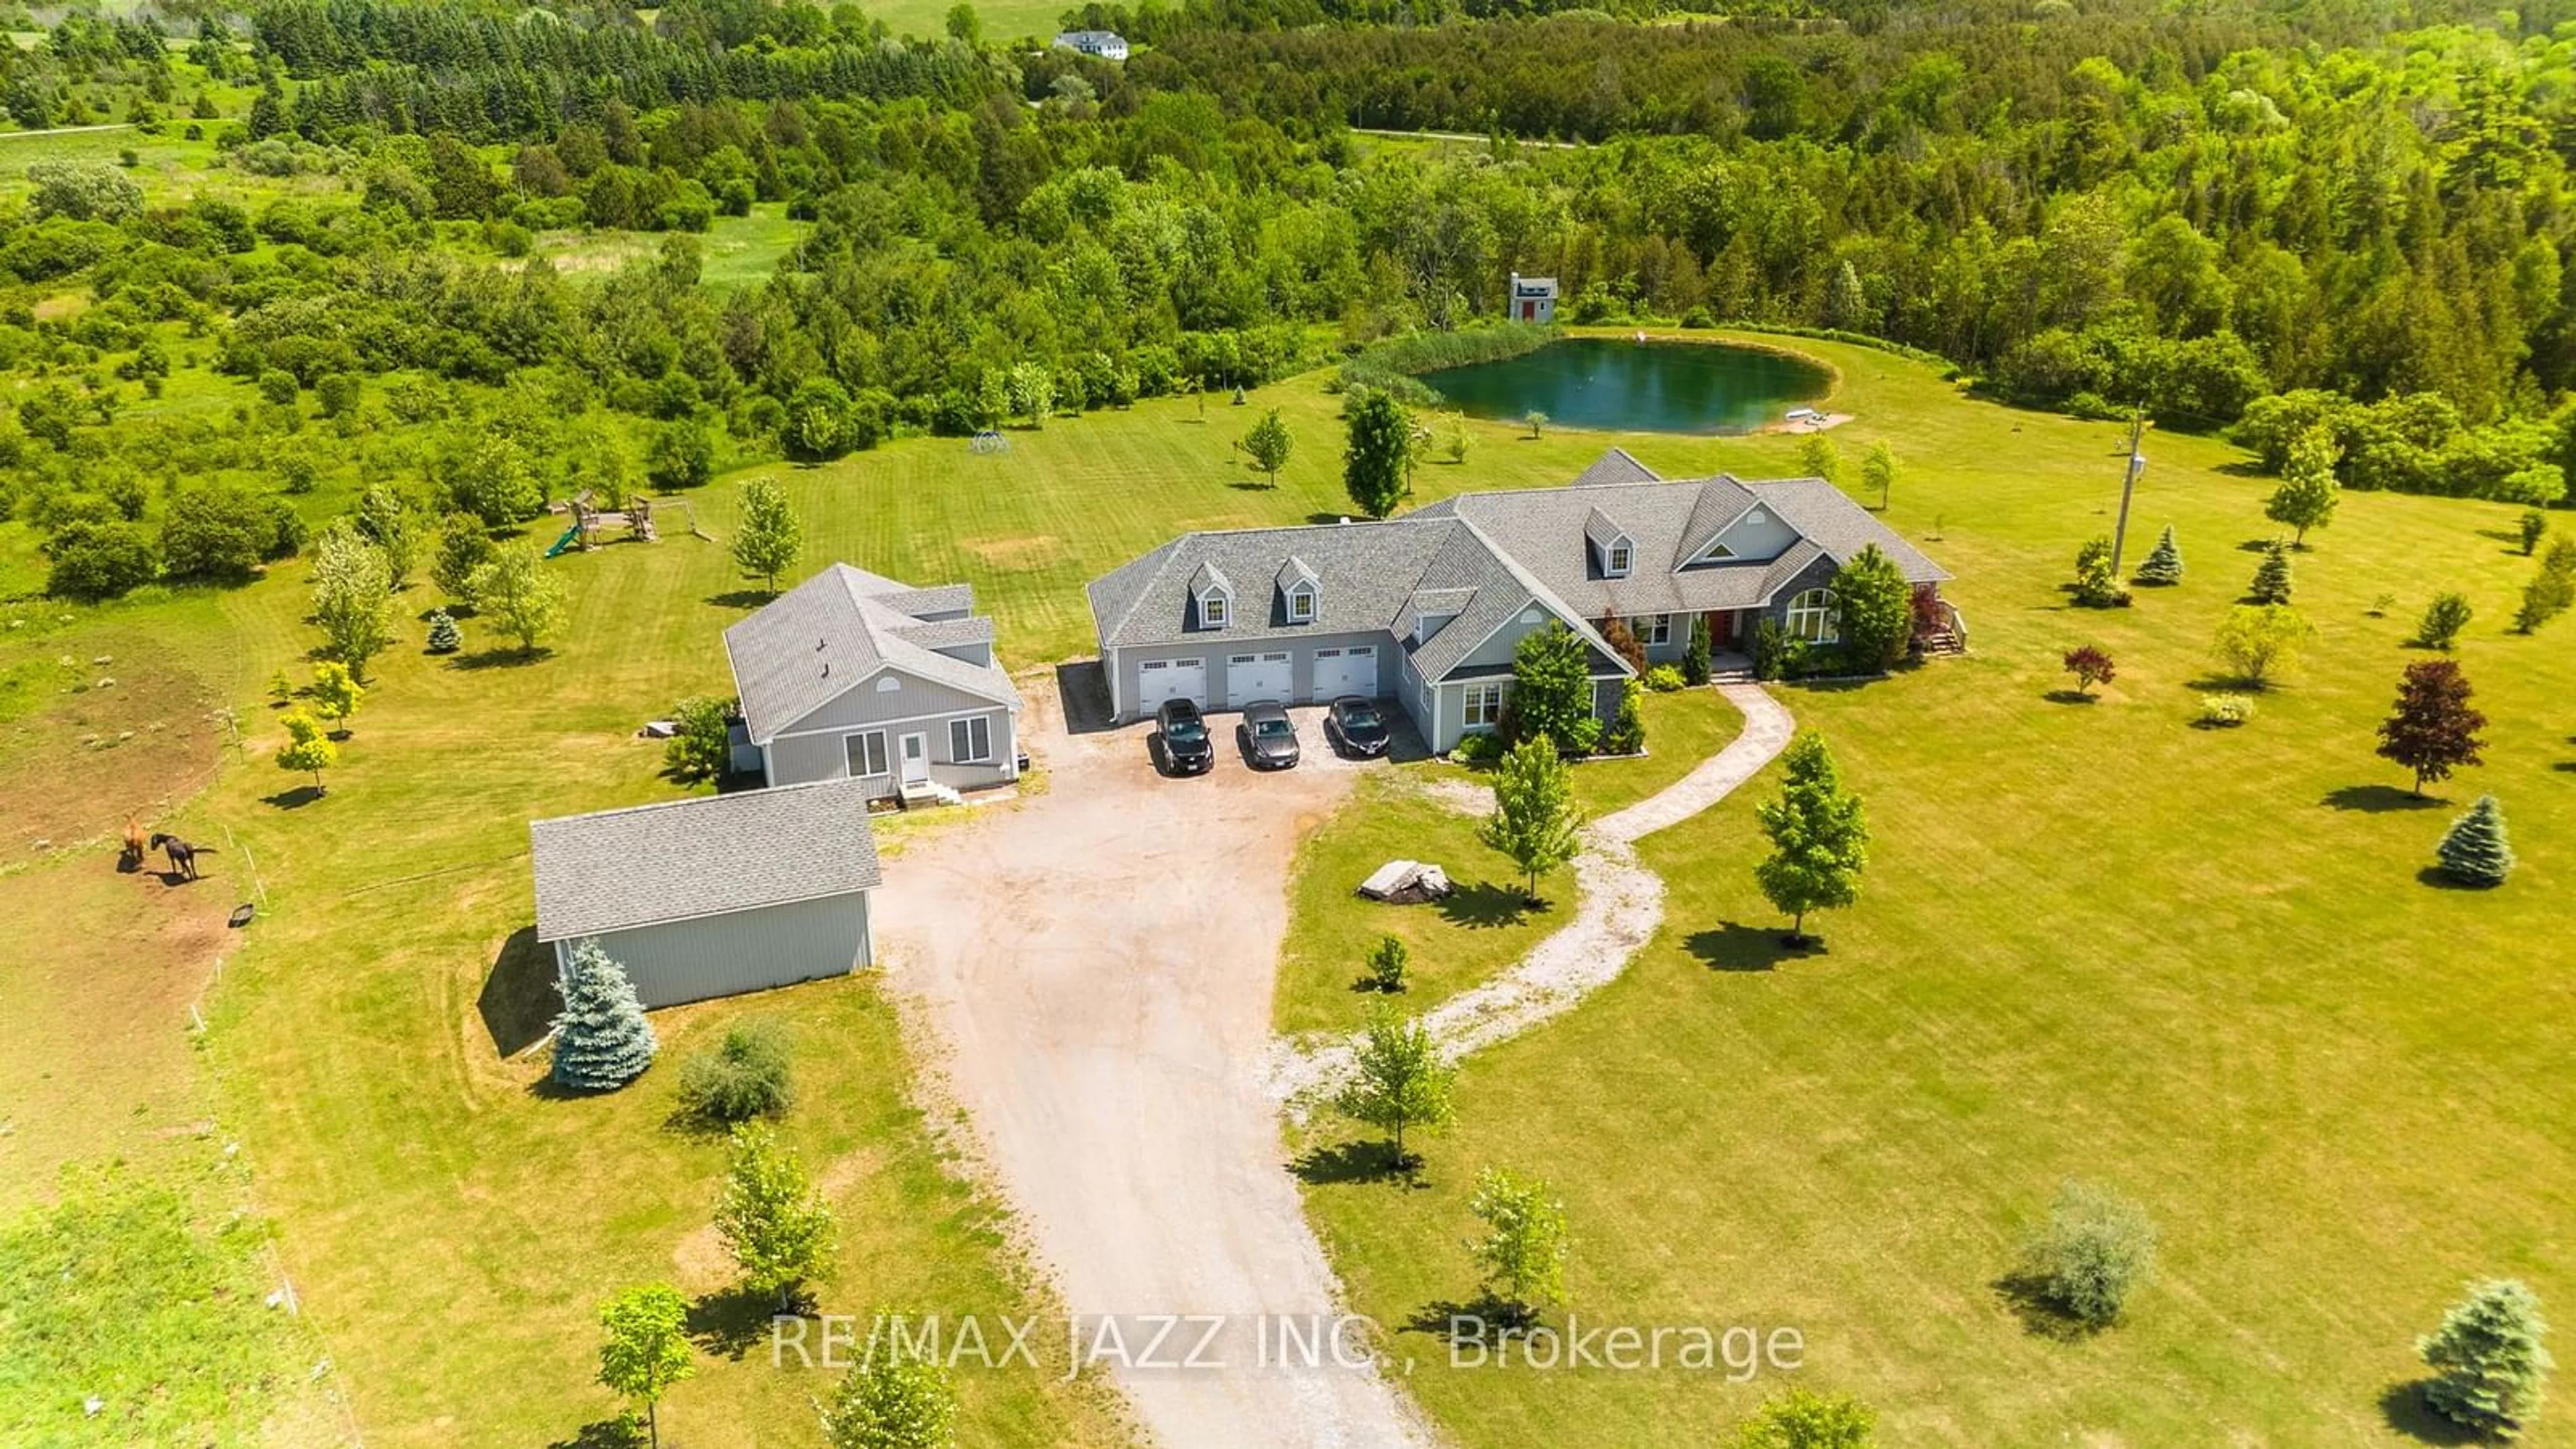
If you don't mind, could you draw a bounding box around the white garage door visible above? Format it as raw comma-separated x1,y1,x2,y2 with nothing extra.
1135,657,1205,712
1313,645,1378,700
1226,651,1293,707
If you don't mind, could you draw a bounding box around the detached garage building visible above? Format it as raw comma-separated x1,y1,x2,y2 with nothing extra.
529,779,881,1010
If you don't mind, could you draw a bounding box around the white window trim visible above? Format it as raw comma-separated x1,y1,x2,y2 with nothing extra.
1462,680,1509,729
1286,583,1316,623
1604,541,1633,577
845,729,890,777
1198,590,1230,627
1786,588,1838,645
949,715,993,764
1631,614,1673,646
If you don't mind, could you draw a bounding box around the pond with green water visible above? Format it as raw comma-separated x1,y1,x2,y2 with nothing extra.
1419,338,1831,435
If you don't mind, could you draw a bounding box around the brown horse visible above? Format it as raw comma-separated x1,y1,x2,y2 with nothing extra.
148,833,215,881
121,818,148,872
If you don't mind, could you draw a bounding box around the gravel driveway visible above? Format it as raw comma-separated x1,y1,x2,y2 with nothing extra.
875,681,1436,1449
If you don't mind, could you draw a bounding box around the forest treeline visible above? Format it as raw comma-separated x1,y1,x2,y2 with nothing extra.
10,0,2576,602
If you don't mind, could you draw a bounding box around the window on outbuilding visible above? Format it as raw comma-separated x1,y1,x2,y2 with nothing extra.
846,730,890,777
1287,583,1316,623
949,716,992,764
1199,591,1230,627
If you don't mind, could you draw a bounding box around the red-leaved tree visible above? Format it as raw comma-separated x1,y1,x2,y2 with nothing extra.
2061,645,2116,698
2375,659,2487,797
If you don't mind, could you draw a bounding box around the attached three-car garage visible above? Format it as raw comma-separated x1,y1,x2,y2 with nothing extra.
1311,645,1378,698
1117,641,1391,717
1225,651,1293,706
1136,657,1206,711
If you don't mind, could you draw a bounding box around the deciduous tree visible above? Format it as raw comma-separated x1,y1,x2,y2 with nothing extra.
273,710,335,792
2061,645,2114,697
2265,423,2339,545
1799,433,1841,486
597,1284,695,1449
310,524,394,681
432,515,494,604
1754,732,1869,943
731,478,804,593
468,546,568,657
2071,536,2125,608
1242,407,1292,487
1480,735,1582,903
1334,1008,1455,1170
2416,592,2473,651
820,1346,957,1449
1859,439,1898,511
2376,660,2487,796
1466,1166,1570,1325
2019,1181,2158,1329
1733,1389,1878,1449
309,661,363,735
1506,623,1595,750
2211,604,2310,687
716,1122,836,1315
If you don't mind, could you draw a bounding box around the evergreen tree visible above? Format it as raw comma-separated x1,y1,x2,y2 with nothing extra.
1754,732,1870,943
2415,592,2473,651
2376,660,2487,796
1682,612,1713,686
1831,543,1912,670
1334,1008,1456,1171
2519,509,2548,556
1505,624,1595,749
425,609,462,654
2436,796,2516,888
2248,541,2294,605
1823,258,1874,331
2418,1279,2552,1438
2265,423,2339,546
550,938,658,1092
1343,388,1412,520
2515,536,2576,633
731,477,805,593
1481,735,1582,903
1601,678,1647,755
2135,523,2184,586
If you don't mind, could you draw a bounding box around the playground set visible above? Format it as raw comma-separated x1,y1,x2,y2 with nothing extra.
541,492,703,557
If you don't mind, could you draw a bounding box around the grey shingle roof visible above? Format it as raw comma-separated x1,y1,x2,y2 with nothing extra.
1190,560,1233,599
1582,504,1628,552
875,583,973,619
531,780,882,942
1277,555,1318,592
1089,466,1943,680
724,565,1017,743
891,614,993,654
1569,447,1660,488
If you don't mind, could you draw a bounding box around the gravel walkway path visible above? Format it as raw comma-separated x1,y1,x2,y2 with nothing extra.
1268,682,1794,1107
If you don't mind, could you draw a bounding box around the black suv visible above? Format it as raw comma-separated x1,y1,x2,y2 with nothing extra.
1155,697,1214,775
1325,696,1392,757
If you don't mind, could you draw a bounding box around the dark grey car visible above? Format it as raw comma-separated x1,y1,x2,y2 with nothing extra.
1238,700,1301,769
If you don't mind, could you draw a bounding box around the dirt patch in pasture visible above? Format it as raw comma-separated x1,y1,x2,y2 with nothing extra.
0,853,231,1212
961,535,1063,570
0,641,223,869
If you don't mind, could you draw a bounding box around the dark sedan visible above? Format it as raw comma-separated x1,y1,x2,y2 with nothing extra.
1238,700,1301,770
1155,697,1214,775
1324,696,1391,757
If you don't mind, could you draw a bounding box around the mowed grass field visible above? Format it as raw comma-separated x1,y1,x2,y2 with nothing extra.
0,360,1709,1442
7,325,2570,1445
1291,338,2576,1444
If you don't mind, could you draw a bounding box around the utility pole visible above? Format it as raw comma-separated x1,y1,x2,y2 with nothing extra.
2110,410,2146,578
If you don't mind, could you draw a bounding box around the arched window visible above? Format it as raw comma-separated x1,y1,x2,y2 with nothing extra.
1785,588,1837,643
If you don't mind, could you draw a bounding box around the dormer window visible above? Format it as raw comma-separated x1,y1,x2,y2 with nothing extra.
1697,541,1737,563
1190,559,1235,631
1200,592,1229,627
1287,584,1316,623
1605,543,1633,576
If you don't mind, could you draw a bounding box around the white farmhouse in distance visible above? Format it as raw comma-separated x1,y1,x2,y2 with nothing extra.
1053,29,1130,60
1508,271,1558,324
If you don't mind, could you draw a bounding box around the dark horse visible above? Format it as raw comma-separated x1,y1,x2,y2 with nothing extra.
148,833,215,881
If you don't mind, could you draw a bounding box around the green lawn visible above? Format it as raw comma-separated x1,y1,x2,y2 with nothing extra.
1293,338,2576,1445
12,326,2573,1445
875,0,1071,42
1276,687,1744,1038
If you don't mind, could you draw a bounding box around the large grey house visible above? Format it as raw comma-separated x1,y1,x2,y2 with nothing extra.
1087,449,1947,753
530,779,881,1010
724,564,1021,804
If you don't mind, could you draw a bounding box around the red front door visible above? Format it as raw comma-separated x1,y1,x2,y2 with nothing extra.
1521,300,1536,321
